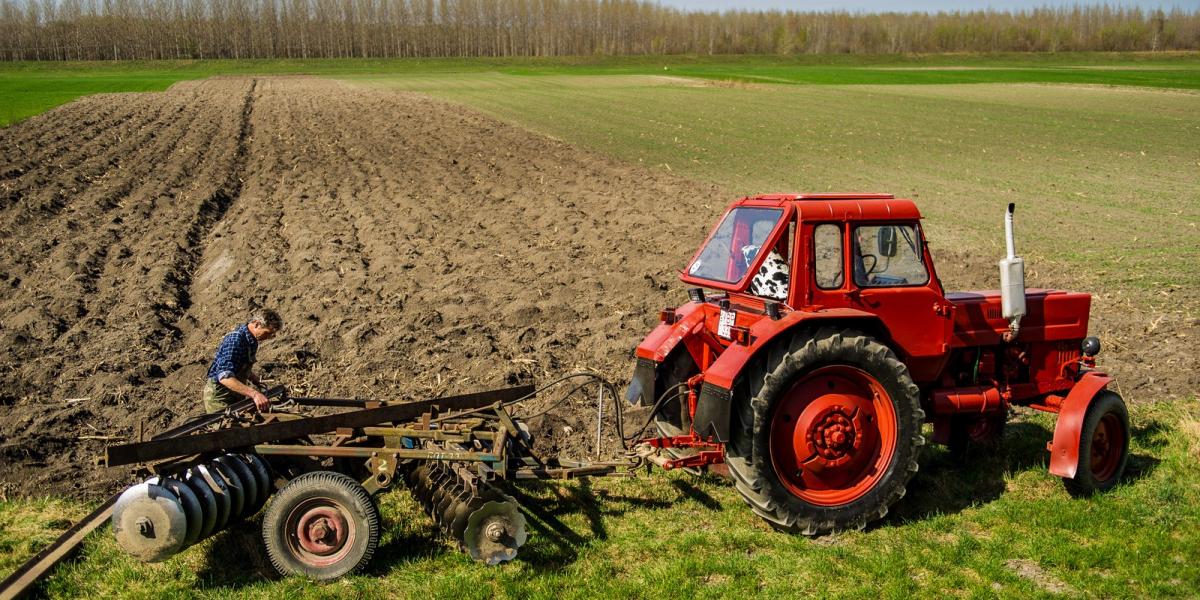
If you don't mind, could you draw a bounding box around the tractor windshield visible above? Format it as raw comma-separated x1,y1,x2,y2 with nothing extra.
687,207,784,284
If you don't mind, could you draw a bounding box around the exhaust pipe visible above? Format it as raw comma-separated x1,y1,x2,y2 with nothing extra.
999,203,1025,342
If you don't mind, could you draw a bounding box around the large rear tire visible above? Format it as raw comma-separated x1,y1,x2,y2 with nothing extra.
1062,390,1129,497
726,328,924,535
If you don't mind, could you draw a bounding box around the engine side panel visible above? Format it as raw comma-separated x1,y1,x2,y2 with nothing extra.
947,289,1090,347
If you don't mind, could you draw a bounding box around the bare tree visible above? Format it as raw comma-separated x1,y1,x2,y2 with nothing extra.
1,0,1197,61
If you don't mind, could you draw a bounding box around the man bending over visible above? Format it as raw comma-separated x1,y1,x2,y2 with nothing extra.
203,309,283,413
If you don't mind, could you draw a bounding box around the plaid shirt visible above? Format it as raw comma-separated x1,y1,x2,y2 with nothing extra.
206,324,258,383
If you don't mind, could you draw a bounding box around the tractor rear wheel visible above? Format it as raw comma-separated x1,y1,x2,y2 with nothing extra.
726,328,924,535
1063,391,1129,497
262,471,380,580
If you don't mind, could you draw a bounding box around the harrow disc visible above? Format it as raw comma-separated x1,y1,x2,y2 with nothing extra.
187,464,231,532
209,460,246,521
240,454,273,504
154,476,204,547
183,469,219,540
218,455,260,517
449,487,506,541
112,481,188,562
462,500,527,566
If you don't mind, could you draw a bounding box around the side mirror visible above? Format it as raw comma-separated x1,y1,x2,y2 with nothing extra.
877,226,898,257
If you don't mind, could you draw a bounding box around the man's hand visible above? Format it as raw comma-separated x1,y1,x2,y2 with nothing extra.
220,376,272,413
250,389,270,412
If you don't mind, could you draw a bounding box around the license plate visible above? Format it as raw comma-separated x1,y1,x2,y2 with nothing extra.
717,309,736,340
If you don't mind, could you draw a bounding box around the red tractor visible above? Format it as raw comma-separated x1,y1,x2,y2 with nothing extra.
628,194,1129,534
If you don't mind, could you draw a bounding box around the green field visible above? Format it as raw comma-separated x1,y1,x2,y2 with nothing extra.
3,52,1200,126
5,53,1197,294
2,54,1200,598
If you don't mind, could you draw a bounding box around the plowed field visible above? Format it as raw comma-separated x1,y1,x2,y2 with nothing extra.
0,76,1194,500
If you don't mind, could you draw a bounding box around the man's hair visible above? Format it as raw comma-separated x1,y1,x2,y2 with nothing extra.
251,308,283,331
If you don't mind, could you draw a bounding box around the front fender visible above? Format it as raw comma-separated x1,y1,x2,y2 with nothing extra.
1048,372,1112,479
628,302,709,406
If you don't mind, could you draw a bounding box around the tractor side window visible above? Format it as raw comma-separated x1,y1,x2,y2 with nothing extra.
814,224,844,289
687,207,784,284
852,224,929,287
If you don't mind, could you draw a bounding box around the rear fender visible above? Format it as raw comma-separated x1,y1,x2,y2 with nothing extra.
703,308,885,390
692,308,884,442
1048,372,1112,479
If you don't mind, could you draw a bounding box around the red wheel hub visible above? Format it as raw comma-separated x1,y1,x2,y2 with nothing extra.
770,365,898,507
286,500,356,567
1090,412,1124,482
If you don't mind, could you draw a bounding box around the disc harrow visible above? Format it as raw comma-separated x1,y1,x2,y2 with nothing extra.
407,461,527,565
0,375,656,594
3,376,636,587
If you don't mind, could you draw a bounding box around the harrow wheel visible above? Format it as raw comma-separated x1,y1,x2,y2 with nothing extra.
726,328,924,535
1063,391,1129,497
262,471,379,580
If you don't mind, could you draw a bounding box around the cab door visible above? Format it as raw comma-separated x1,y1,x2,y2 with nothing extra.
848,222,952,381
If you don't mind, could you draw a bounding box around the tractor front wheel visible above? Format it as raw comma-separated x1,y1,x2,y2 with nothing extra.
726,328,924,535
1063,391,1129,497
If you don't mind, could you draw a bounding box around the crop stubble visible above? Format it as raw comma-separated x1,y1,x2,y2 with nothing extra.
0,77,1194,499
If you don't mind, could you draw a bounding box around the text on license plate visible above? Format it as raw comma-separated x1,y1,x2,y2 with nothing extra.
717,309,736,339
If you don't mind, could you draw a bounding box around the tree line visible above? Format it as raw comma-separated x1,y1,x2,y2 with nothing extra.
1,0,1198,61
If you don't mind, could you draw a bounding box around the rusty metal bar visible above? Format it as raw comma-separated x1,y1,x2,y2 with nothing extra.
253,444,500,462
290,396,377,408
105,384,534,467
360,427,472,441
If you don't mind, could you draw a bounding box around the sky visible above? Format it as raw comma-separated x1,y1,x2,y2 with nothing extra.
657,0,1197,12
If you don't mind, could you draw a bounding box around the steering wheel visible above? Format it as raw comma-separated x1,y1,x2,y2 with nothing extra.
740,244,760,268
860,254,878,276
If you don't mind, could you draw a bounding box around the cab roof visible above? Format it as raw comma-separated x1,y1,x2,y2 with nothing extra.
742,193,922,222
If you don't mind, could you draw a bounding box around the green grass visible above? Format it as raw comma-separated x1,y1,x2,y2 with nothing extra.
3,400,1197,598
3,52,1200,126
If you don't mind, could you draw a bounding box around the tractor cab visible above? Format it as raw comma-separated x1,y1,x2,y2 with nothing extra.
685,203,791,300
679,194,942,311
675,195,951,374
